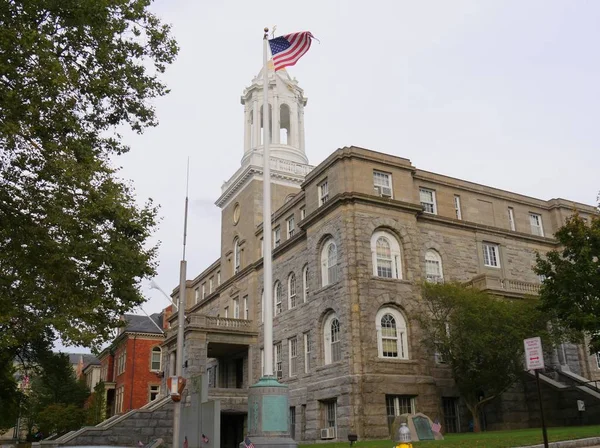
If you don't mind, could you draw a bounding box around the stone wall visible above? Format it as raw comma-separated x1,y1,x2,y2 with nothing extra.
60,400,173,447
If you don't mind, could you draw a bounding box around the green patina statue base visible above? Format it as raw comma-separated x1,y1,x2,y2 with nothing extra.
239,376,298,448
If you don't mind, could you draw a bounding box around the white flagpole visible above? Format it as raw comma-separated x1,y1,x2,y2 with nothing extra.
262,27,274,377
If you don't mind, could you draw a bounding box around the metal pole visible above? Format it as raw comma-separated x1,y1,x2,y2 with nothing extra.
535,369,549,448
262,28,274,377
173,161,190,448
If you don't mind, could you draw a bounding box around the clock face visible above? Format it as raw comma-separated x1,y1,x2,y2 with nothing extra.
233,203,240,225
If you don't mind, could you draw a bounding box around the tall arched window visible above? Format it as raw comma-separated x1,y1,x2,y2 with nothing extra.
376,307,408,359
324,313,342,364
233,238,240,274
274,281,282,315
321,239,338,287
370,230,402,279
288,273,297,309
151,346,162,371
302,264,309,303
425,249,443,283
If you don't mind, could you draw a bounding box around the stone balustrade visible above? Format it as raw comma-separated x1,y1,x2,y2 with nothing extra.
466,274,540,296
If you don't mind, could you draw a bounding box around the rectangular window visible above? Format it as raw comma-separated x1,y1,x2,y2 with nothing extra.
530,213,544,236
149,385,160,402
209,277,214,293
116,386,125,413
386,395,415,432
287,215,295,238
454,195,462,220
243,295,248,320
419,188,437,214
319,179,329,206
482,243,500,268
304,332,311,373
321,400,337,432
300,207,306,220
290,407,296,440
442,397,460,433
275,343,282,379
508,207,516,231
217,271,221,285
117,349,127,375
233,298,240,319
373,170,393,198
289,337,298,377
274,227,281,248
303,267,309,302
151,350,161,371
202,283,206,299
224,306,229,318
194,287,200,303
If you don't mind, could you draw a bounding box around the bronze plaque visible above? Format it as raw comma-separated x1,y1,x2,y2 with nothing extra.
413,416,435,440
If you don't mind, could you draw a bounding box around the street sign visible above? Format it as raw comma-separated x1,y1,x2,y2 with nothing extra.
524,337,545,370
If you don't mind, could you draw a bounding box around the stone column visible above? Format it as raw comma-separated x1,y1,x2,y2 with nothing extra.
272,95,280,144
253,100,260,148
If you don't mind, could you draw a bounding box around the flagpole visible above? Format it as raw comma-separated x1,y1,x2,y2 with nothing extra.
262,27,274,378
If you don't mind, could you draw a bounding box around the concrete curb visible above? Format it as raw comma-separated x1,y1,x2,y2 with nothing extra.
514,437,600,448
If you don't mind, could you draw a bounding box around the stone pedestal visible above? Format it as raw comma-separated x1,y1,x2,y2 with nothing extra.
239,376,297,448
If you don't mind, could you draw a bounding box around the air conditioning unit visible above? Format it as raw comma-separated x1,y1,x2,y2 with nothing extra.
320,427,336,439
374,186,393,198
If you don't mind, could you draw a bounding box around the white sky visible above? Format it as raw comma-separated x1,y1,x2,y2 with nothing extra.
61,0,600,351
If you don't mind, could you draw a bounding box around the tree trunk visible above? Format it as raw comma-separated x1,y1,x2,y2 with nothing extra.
466,402,482,433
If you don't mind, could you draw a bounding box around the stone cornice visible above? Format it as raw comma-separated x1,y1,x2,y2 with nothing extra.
417,213,558,245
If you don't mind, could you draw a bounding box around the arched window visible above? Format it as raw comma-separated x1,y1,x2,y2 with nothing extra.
280,103,291,145
151,346,162,371
324,313,342,364
302,264,309,303
233,238,240,274
425,249,443,283
370,230,402,279
260,104,273,144
321,239,338,287
376,307,408,359
274,281,282,315
288,273,297,309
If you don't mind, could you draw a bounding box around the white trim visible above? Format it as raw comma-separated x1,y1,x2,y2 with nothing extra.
376,307,408,359
323,313,341,365
454,195,462,220
373,170,393,198
287,215,295,238
302,264,309,302
419,188,437,214
370,230,402,279
319,179,329,206
289,337,298,377
482,242,501,268
529,213,544,237
304,332,311,373
425,249,443,282
288,272,297,309
321,239,338,287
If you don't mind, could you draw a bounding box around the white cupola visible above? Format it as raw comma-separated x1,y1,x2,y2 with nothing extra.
240,62,308,166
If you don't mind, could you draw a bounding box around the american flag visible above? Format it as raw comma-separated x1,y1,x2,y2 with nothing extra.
243,436,254,448
431,420,441,433
268,32,314,71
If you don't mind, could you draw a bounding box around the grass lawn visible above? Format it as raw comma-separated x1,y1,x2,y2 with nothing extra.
298,425,600,448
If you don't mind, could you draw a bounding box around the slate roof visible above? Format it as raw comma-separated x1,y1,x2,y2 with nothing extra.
123,312,164,334
68,353,100,366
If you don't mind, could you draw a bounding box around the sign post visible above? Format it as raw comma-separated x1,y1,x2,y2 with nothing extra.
524,337,548,448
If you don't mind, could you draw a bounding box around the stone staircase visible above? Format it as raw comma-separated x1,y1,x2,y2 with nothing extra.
35,397,173,448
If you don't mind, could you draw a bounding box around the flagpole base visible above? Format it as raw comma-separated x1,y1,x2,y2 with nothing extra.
241,376,297,448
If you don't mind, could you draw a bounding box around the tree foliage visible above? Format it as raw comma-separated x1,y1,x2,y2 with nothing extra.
536,212,600,352
23,352,90,438
86,381,107,425
418,282,550,432
0,0,178,357
0,354,23,433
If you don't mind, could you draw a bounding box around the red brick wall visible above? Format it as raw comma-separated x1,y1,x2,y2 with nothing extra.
99,352,114,382
117,336,163,412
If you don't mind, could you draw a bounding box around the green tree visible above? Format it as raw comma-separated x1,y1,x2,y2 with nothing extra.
0,0,178,360
23,352,90,438
0,355,23,433
536,212,600,352
418,282,550,432
86,381,107,425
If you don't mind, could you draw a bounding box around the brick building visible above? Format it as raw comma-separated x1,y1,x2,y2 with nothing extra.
98,313,165,417
160,65,599,447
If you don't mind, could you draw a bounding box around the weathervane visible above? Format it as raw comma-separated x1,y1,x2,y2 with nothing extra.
270,26,277,39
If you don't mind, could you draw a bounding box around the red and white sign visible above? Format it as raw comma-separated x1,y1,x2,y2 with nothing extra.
524,337,545,370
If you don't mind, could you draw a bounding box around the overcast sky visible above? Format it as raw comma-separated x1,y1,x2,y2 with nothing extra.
63,0,600,351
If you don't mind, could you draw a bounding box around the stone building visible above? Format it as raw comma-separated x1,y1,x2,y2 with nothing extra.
161,65,598,447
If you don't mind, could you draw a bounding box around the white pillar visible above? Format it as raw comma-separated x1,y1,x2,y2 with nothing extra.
299,105,305,153
252,100,260,148
290,103,298,148
272,94,280,144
